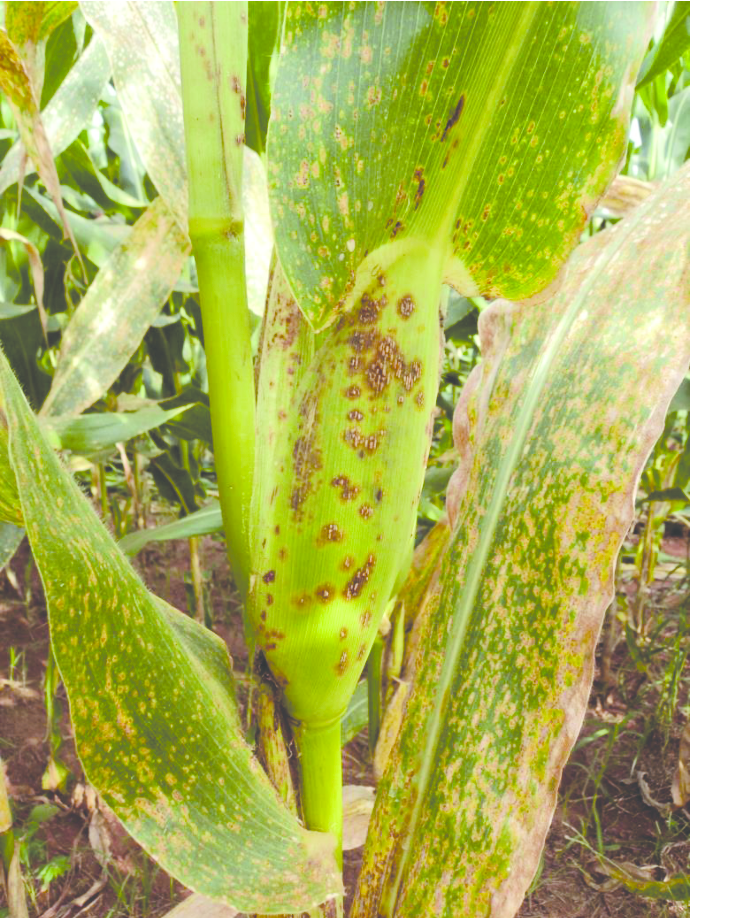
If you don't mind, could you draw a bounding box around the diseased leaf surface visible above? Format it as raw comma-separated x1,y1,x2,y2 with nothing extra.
40,198,190,418
80,0,188,230
268,2,653,330
354,164,690,918
0,349,342,914
0,36,112,197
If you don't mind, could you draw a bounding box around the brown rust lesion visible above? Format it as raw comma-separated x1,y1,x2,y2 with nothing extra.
332,475,360,501
315,584,336,604
343,553,376,599
319,522,344,543
289,396,324,518
441,93,465,142
398,295,415,319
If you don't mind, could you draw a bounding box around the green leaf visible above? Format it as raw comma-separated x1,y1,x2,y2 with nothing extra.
149,452,201,516
4,2,77,47
18,183,125,268
40,14,80,107
354,164,689,918
341,679,368,746
162,402,214,447
636,2,690,89
57,139,148,210
268,2,653,331
0,522,24,570
118,501,223,557
641,487,689,506
0,309,50,410
0,303,36,320
0,25,83,266
42,403,192,455
596,858,690,902
79,2,273,315
668,376,689,413
664,87,690,176
79,0,188,230
245,1,283,154
0,346,342,913
40,197,190,418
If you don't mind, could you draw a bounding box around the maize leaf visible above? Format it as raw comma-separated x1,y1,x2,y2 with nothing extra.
268,1,653,331
353,163,689,918
0,348,342,914
0,35,111,197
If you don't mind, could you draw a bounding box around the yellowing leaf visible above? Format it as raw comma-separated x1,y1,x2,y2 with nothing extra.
354,164,689,918
268,2,654,330
0,345,342,913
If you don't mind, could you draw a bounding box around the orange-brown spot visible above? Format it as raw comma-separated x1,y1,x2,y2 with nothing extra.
320,522,344,543
398,295,415,319
358,294,379,324
336,651,349,675
357,643,367,660
316,584,336,604
359,503,374,519
343,554,376,600
332,475,360,501
345,385,362,399
339,628,348,641
348,409,365,421
342,555,355,570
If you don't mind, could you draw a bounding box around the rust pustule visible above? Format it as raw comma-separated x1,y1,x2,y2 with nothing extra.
335,650,348,676
316,584,336,604
263,570,276,584
398,295,415,319
358,294,380,324
320,522,344,543
343,554,376,600
332,475,360,500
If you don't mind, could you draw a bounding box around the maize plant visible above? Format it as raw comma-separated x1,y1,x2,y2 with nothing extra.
0,2,690,916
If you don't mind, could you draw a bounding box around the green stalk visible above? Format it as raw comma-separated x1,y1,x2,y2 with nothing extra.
177,2,254,603
292,720,343,868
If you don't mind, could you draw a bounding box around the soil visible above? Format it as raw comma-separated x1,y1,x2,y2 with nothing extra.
0,528,689,918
